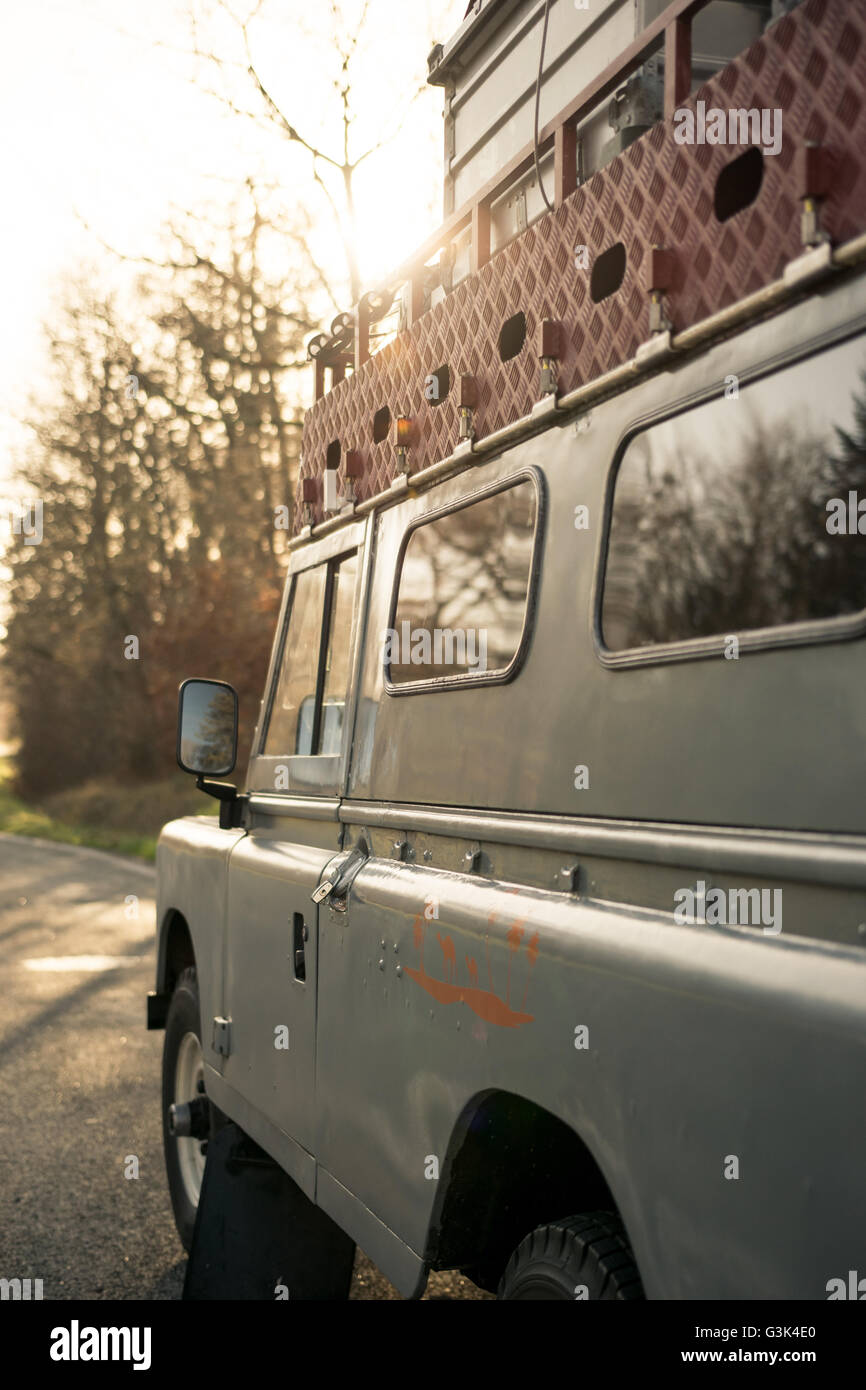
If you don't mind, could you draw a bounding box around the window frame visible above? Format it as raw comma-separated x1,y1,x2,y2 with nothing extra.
314,549,362,757
260,548,358,757
248,518,367,797
383,467,545,696
594,320,866,670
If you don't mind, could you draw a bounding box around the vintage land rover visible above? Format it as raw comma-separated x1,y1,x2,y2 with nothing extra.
148,0,866,1299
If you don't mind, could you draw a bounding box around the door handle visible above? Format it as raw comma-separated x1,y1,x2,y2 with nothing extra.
292,913,308,981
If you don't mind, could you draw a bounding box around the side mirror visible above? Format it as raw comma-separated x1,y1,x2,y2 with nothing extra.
177,679,238,778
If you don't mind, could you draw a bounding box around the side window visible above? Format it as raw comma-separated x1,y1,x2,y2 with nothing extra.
387,475,539,688
601,333,866,655
264,551,358,756
318,552,358,755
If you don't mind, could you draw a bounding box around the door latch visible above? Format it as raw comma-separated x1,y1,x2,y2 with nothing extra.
310,841,369,907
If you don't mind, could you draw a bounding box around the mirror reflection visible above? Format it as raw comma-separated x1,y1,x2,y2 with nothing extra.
178,680,237,776
603,335,866,650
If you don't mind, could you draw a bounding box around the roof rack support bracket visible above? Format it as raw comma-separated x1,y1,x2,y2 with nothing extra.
634,330,674,371
783,242,834,291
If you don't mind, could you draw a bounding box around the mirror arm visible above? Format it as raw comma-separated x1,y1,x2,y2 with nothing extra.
195,775,238,802
195,776,248,830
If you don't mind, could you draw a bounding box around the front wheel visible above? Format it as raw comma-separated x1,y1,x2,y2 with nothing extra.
162,967,210,1250
497,1212,644,1300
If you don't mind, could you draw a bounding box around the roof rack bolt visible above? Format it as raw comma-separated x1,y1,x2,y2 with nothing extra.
394,415,413,475
798,143,833,248
538,319,563,396
458,373,478,441
323,465,340,513
343,449,363,504
300,476,318,527
646,246,675,334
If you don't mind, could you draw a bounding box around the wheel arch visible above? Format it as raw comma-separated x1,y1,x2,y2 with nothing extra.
426,1089,628,1293
157,909,196,997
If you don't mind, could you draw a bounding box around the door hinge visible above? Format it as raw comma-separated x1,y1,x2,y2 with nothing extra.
212,1017,232,1057
559,861,581,893
444,114,455,162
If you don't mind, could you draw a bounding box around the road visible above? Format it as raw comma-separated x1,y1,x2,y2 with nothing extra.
0,835,488,1301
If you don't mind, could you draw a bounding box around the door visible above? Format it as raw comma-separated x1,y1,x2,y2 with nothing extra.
221,541,364,1174
314,470,545,1242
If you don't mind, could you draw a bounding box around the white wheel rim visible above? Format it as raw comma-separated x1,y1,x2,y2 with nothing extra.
174,1030,206,1208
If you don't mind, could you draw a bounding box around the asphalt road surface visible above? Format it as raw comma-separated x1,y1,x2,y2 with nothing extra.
0,835,489,1301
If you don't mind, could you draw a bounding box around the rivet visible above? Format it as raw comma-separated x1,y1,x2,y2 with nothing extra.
378,958,385,971
396,965,403,978
380,939,386,949
393,942,399,953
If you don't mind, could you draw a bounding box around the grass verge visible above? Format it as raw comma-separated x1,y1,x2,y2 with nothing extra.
0,763,216,862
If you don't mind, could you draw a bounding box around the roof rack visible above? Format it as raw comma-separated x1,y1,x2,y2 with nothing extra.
296,0,866,533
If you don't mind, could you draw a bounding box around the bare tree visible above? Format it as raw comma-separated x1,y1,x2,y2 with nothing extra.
179,0,437,304
4,192,317,796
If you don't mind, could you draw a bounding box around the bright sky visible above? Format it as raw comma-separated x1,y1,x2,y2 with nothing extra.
0,0,468,483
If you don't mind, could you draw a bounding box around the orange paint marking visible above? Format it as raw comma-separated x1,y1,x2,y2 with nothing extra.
404,966,534,1028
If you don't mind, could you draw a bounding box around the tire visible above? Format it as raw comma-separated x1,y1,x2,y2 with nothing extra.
162,967,211,1250
497,1211,644,1301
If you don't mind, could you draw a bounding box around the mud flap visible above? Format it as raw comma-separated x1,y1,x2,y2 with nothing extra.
183,1121,355,1299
